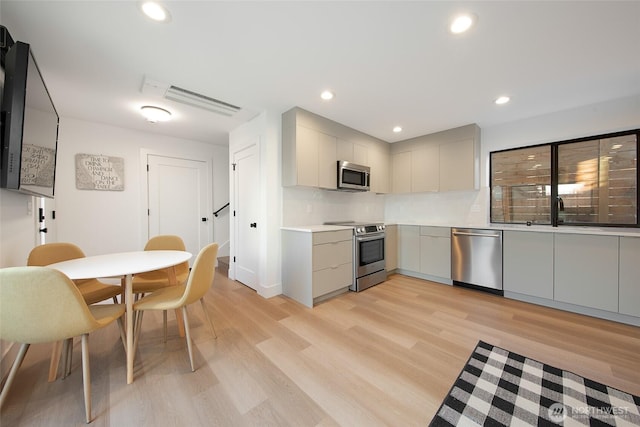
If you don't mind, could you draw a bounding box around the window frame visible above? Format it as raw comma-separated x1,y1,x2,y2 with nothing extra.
490,128,639,228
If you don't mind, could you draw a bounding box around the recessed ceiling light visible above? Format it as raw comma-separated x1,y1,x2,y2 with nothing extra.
140,106,172,123
450,13,475,34
393,126,403,133
141,1,171,22
495,96,511,105
320,90,334,101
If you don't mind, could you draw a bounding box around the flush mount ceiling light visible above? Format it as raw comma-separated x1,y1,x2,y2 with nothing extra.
320,90,335,101
140,105,172,123
450,13,476,34
393,126,403,133
495,96,511,105
141,1,171,22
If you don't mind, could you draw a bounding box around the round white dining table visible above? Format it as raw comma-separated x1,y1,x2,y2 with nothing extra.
47,250,192,384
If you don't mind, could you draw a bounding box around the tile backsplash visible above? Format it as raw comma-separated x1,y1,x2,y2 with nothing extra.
282,186,488,227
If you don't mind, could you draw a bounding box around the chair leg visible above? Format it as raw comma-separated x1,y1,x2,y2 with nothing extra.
182,306,195,372
62,338,73,379
81,334,92,424
163,310,168,343
116,315,127,354
48,341,62,382
133,310,144,357
200,298,217,339
0,343,30,409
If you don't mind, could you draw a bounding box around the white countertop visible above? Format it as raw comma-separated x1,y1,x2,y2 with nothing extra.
281,225,354,233
388,222,640,237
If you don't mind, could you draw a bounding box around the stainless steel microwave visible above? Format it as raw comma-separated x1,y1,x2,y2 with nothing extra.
337,161,370,192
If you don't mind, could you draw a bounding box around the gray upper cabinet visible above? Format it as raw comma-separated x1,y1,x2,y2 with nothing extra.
554,234,619,312
282,107,389,193
390,123,480,194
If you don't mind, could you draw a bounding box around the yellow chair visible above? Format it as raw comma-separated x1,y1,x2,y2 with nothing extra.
28,243,123,305
27,242,123,382
132,235,190,294
134,243,218,372
0,266,125,424
132,235,191,340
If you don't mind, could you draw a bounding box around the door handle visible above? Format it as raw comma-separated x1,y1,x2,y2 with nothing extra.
250,222,257,228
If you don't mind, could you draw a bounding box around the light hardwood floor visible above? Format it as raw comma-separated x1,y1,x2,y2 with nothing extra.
2,272,639,426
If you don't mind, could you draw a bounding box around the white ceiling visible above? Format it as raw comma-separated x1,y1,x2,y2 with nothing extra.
2,1,639,146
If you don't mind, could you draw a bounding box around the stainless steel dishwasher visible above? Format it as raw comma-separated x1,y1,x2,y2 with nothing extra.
451,228,503,295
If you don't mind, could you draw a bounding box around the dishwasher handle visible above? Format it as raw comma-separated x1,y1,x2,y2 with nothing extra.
452,231,501,238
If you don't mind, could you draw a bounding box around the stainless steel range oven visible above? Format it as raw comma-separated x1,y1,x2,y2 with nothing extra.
325,221,387,291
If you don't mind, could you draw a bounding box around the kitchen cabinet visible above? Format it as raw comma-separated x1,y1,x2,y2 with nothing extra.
385,225,397,271
337,139,368,165
391,151,412,193
619,236,640,317
391,146,439,193
368,143,390,194
419,226,450,279
554,234,618,312
283,124,337,189
439,138,479,191
503,231,554,299
390,124,480,194
282,229,353,307
283,107,389,193
412,145,439,193
397,225,420,272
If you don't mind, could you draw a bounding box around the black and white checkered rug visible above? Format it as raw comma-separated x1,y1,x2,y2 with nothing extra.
430,341,640,426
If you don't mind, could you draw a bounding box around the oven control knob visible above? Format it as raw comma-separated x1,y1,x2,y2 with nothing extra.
356,227,364,233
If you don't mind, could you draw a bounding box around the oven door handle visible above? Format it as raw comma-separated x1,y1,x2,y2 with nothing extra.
355,232,385,242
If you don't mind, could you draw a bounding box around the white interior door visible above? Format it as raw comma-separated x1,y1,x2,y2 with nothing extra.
233,143,259,289
147,155,210,262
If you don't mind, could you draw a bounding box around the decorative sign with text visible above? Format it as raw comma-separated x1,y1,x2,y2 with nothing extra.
75,153,124,191
21,144,56,187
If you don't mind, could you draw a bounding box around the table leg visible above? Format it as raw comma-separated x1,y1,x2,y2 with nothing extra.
126,273,134,384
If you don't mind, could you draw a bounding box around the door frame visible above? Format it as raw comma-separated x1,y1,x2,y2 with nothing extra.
139,148,214,250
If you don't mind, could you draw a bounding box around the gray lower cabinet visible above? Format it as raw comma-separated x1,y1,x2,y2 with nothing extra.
619,236,640,317
385,225,398,271
397,225,420,272
503,231,554,299
419,226,451,279
554,234,619,312
282,229,353,307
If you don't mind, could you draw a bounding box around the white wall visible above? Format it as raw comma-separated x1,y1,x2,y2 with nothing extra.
0,116,229,266
0,190,37,267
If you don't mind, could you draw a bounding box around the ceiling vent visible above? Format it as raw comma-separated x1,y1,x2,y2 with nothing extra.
141,76,241,117
164,85,241,117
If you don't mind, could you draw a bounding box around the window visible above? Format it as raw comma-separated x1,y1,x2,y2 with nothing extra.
491,129,638,227
491,145,551,224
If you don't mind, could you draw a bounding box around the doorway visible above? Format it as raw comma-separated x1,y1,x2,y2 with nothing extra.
146,154,211,261
232,142,259,290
